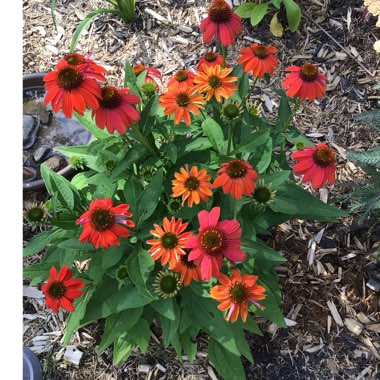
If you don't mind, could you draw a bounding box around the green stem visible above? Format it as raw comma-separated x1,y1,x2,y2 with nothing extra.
227,121,235,155
221,45,227,68
244,76,259,104
233,198,239,219
200,109,208,120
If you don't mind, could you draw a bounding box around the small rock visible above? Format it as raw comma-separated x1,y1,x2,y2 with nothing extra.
33,145,51,163
23,151,34,166
23,167,37,182
42,155,66,172
23,115,40,149
24,100,51,124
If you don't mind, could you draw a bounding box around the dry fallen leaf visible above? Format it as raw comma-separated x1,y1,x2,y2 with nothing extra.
270,12,283,37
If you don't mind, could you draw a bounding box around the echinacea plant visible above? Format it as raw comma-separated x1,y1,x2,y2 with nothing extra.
25,1,348,378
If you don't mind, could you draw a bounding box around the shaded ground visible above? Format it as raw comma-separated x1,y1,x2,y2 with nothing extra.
23,0,380,378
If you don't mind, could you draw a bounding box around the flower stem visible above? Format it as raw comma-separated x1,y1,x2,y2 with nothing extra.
227,121,235,155
221,45,228,68
244,76,259,104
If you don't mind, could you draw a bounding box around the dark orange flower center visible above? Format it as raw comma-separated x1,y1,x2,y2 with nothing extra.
64,53,86,66
208,75,222,89
227,160,248,179
230,282,248,304
47,281,66,299
313,146,335,167
205,52,218,62
254,45,269,59
184,176,200,190
199,227,227,256
161,232,179,249
90,207,115,231
180,251,197,268
299,64,319,82
208,0,233,24
133,64,146,76
99,86,122,109
175,71,189,82
176,93,191,107
57,67,84,91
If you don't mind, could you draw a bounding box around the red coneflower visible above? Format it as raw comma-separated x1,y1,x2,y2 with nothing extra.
42,265,85,313
238,43,279,78
91,85,141,135
291,143,336,189
169,249,201,286
172,165,213,207
194,65,238,102
76,198,135,250
132,64,162,87
167,70,196,90
186,207,246,281
213,159,259,200
60,52,107,81
281,64,328,102
210,269,266,323
196,51,225,71
159,85,205,125
44,60,102,118
200,0,242,47
147,217,193,266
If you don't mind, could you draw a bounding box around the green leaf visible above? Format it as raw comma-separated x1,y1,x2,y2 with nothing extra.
160,302,181,347
127,318,151,353
110,145,145,180
124,177,143,215
282,0,301,32
63,288,94,345
208,339,246,380
101,244,125,270
250,3,269,26
232,129,270,155
202,118,225,153
70,8,119,52
81,276,153,324
124,59,137,86
254,137,273,174
163,142,178,164
270,181,348,221
74,111,110,139
57,238,95,251
259,170,291,188
113,334,134,365
139,94,158,135
23,261,60,284
136,169,163,223
234,2,256,18
23,231,54,257
125,249,155,298
151,298,175,320
98,307,143,352
51,213,77,230
272,0,281,8
242,237,286,264
180,330,197,362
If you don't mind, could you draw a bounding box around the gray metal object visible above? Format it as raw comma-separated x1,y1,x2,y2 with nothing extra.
23,347,42,380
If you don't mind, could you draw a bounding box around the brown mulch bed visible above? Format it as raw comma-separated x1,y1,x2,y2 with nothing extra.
23,0,380,379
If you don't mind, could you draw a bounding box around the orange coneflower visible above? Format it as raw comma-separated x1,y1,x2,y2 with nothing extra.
169,249,201,286
194,65,237,102
213,159,259,200
147,217,193,266
167,70,196,90
291,143,336,189
200,0,242,47
172,165,213,207
196,51,225,71
210,269,266,323
159,85,205,125
238,43,279,78
281,64,328,102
